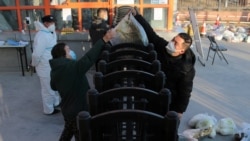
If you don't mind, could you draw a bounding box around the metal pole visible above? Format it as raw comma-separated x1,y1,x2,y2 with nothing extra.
225,0,228,7
27,25,33,52
218,0,222,11
27,24,36,75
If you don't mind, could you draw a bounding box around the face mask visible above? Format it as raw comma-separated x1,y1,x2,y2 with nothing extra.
48,24,55,32
103,16,108,21
166,41,176,54
69,50,77,60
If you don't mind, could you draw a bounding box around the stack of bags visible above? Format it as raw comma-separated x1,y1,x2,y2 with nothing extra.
181,113,240,140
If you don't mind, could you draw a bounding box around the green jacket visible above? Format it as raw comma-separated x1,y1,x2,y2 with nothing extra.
49,39,105,119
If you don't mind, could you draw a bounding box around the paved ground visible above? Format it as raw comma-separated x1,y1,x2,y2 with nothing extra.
0,37,250,141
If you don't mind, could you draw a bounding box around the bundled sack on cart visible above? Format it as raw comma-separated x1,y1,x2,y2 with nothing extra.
110,12,149,46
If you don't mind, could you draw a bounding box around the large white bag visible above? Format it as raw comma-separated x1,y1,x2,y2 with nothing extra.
110,12,149,46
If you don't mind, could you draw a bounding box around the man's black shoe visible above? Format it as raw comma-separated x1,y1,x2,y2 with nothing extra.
48,109,60,115
54,105,61,110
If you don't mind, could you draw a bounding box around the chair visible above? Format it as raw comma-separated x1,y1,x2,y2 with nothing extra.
94,70,165,92
206,36,229,65
87,87,171,116
77,109,180,141
104,43,154,53
100,50,157,63
97,59,161,75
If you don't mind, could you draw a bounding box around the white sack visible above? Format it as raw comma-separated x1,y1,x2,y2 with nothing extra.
110,12,149,46
216,118,237,135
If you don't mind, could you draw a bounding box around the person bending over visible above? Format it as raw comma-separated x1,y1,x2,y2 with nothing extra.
49,29,116,141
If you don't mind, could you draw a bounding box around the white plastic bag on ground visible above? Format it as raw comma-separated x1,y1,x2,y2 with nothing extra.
244,36,250,43
237,27,246,33
110,12,149,46
182,127,212,140
216,118,237,135
188,113,217,138
206,24,214,31
223,30,235,42
235,122,250,141
231,34,244,43
214,34,223,41
207,28,224,41
241,122,250,141
188,113,209,127
228,24,237,32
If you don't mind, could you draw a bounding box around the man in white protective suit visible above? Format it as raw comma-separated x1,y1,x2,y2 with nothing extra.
32,15,61,115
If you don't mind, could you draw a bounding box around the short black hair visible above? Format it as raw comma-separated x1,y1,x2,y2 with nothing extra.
178,32,192,49
42,15,55,23
51,43,66,59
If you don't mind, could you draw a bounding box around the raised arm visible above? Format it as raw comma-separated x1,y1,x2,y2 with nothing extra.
131,8,168,48
76,29,115,74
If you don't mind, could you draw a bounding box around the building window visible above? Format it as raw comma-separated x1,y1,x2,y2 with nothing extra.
0,0,172,31
20,0,44,6
82,8,93,30
143,8,167,29
51,8,105,31
0,0,16,6
70,0,108,2
114,0,139,4
80,0,98,2
0,10,18,31
144,0,168,4
51,0,67,5
51,8,81,31
51,9,65,30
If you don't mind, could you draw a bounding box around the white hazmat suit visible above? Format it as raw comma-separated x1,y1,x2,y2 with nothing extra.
32,21,60,114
